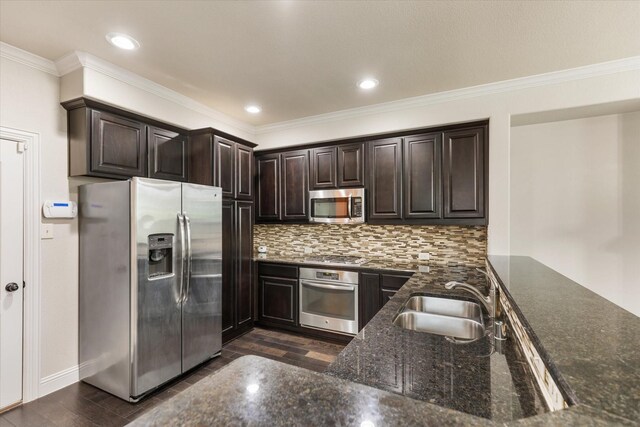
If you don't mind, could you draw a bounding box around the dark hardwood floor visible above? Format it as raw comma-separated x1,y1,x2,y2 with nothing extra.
0,328,347,427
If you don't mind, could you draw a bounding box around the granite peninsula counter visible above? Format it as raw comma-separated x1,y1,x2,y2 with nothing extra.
130,256,640,426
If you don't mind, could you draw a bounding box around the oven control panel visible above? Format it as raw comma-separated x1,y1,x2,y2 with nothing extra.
316,272,339,281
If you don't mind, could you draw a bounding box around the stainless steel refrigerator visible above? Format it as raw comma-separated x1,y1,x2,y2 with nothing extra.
78,177,222,402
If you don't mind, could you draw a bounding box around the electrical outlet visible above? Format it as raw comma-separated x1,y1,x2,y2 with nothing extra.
419,265,430,273
304,247,313,254
418,252,430,261
41,223,54,239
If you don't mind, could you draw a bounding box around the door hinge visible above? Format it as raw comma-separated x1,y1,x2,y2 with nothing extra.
17,142,27,153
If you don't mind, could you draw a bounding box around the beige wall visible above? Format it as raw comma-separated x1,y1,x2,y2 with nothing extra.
510,112,640,316
0,57,80,378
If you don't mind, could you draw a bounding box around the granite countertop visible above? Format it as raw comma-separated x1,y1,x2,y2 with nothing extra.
486,256,640,424
130,256,640,426
325,264,548,423
253,253,424,273
129,355,491,427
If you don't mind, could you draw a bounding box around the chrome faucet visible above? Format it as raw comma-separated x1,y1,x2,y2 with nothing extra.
444,269,495,317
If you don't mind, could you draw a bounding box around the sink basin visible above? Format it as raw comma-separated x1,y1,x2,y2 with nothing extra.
404,296,483,320
393,311,485,340
393,295,486,340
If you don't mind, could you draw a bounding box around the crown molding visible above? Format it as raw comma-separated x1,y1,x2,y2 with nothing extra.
55,51,255,136
54,51,82,75
255,56,640,135
0,42,59,76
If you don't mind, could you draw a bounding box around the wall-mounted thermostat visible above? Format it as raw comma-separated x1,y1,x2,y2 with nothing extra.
43,200,77,218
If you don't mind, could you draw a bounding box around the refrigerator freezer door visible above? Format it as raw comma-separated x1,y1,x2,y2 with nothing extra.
131,178,183,398
181,183,222,372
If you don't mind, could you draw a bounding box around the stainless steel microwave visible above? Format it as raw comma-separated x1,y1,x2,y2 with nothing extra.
309,188,365,224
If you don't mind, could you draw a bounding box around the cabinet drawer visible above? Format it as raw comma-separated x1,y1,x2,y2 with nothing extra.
381,274,411,290
258,263,298,279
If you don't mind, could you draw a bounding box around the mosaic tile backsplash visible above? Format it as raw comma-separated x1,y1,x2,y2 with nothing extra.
253,224,487,266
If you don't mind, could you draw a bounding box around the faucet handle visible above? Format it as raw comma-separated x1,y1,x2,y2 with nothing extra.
444,281,464,290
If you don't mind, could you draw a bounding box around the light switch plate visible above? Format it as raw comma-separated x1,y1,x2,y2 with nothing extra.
41,223,54,239
418,252,430,260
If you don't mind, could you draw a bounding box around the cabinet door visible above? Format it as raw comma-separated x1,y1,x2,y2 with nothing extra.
256,154,281,221
259,276,298,326
148,127,188,182
337,143,365,187
403,133,441,219
310,147,337,189
214,136,236,198
368,138,403,220
90,110,146,177
281,150,309,221
236,145,254,200
188,133,213,185
236,202,253,327
221,200,235,337
359,273,381,330
442,127,485,218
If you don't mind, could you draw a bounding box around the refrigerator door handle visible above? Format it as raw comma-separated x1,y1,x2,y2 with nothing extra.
184,214,192,302
177,213,186,303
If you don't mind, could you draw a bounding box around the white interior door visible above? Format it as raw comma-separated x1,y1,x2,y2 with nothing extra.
0,139,24,410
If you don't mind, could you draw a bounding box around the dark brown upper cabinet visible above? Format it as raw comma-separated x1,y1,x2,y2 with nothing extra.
253,120,487,225
310,147,338,189
214,136,236,198
188,129,255,200
309,143,365,190
87,109,147,178
442,126,486,219
236,144,254,200
188,132,214,186
63,98,194,181
148,126,188,182
338,142,365,187
256,150,309,222
403,133,441,219
256,153,281,222
281,150,309,220
368,138,403,220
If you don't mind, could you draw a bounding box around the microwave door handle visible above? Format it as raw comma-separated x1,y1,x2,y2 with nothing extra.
347,195,352,219
300,279,355,292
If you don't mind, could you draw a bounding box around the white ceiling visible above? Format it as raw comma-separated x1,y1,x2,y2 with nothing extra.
1,1,639,126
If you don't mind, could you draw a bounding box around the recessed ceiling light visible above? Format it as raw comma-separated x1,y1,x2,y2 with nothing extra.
106,33,140,50
245,105,261,114
357,78,379,90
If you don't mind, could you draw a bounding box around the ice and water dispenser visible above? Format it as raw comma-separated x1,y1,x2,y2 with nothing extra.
148,233,173,278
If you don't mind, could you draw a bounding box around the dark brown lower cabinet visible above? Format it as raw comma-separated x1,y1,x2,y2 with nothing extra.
258,263,299,327
359,272,412,329
222,201,254,343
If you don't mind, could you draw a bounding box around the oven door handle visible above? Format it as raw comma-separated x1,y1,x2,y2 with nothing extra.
300,279,356,292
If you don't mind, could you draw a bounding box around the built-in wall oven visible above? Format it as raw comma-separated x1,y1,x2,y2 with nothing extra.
308,188,365,224
299,267,359,336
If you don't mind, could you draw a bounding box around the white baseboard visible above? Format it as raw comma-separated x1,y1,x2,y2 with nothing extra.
39,365,79,398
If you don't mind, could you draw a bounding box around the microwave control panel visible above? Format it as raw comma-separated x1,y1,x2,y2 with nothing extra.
352,198,363,217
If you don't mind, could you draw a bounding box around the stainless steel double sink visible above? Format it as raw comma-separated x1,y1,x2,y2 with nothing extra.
393,295,486,340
